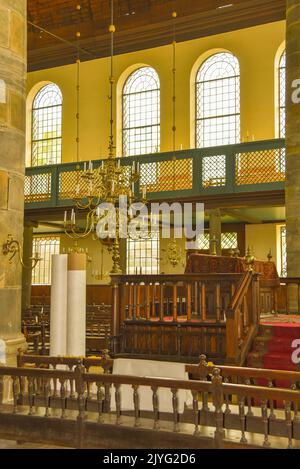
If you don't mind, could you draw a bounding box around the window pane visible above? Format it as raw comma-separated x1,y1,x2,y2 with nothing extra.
126,233,160,274
196,52,240,148
279,50,286,138
32,236,60,285
32,84,62,166
123,67,160,156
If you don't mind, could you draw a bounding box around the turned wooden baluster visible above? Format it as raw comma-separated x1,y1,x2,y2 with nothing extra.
53,364,58,397
18,376,25,405
86,367,91,400
59,378,66,418
171,388,179,432
68,365,75,398
223,377,231,415
261,399,270,447
44,378,51,417
212,368,225,448
199,355,209,412
146,285,151,320
192,390,199,435
284,401,293,449
132,284,137,320
215,283,221,322
115,383,122,425
173,285,178,322
291,382,300,423
268,380,276,420
28,376,34,416
150,284,155,318
201,283,206,321
152,385,159,430
12,376,18,414
132,384,141,427
244,378,253,416
128,283,134,319
159,284,164,321
186,283,192,322
136,284,141,319
104,383,111,412
97,382,104,423
238,395,247,443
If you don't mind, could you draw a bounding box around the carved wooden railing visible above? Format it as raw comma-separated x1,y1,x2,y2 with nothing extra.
111,272,260,364
1,362,300,449
225,271,260,365
277,277,300,314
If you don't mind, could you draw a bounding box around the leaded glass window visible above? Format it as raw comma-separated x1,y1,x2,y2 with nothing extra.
126,233,159,274
196,52,240,148
123,67,160,156
32,84,62,166
32,236,60,285
279,50,286,138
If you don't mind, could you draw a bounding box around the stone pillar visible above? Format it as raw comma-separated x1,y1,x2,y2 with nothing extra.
21,222,34,311
208,209,222,256
0,0,27,365
286,0,300,313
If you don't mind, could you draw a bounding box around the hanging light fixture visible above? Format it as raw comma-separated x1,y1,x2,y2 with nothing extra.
63,1,146,274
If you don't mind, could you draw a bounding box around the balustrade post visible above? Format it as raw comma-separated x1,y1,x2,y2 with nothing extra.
111,277,121,355
212,368,225,448
74,360,86,449
225,308,239,365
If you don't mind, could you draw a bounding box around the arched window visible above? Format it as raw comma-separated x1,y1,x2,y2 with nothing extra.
278,50,286,138
32,83,62,166
123,67,160,156
196,52,240,148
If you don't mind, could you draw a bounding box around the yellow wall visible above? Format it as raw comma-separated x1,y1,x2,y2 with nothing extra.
27,21,285,165
245,224,279,271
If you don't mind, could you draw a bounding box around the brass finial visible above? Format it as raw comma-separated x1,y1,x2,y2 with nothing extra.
76,31,81,38
172,11,177,18
76,4,81,11
109,24,116,33
245,247,255,271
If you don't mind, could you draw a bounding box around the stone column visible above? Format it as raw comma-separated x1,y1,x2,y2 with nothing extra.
21,222,34,311
0,0,27,365
208,209,222,256
286,0,300,313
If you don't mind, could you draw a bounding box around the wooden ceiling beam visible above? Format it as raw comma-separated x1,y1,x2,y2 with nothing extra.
27,0,286,71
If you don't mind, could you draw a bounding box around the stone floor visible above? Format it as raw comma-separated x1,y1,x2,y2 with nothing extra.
0,439,69,449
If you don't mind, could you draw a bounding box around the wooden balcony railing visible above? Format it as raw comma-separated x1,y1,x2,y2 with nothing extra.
24,139,285,209
111,272,260,365
1,360,300,449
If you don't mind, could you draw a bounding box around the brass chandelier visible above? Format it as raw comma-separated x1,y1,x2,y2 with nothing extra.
63,1,147,274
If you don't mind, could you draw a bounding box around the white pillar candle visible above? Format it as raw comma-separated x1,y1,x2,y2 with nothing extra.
67,253,86,356
50,254,68,356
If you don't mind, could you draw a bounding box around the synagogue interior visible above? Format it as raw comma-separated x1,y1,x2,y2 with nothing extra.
1,0,300,450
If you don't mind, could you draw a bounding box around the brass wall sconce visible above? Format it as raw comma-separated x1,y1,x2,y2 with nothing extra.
2,234,42,270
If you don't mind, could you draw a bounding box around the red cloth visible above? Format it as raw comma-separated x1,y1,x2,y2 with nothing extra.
185,253,280,287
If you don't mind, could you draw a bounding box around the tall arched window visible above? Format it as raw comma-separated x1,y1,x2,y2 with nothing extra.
32,83,62,166
196,52,240,148
123,67,160,156
278,50,286,138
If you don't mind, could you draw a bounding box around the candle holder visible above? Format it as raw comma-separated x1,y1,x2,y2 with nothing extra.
2,234,42,270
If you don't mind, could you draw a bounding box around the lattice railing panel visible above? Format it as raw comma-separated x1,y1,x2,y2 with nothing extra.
24,173,52,203
202,154,226,188
140,158,193,192
236,148,286,185
59,169,102,200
